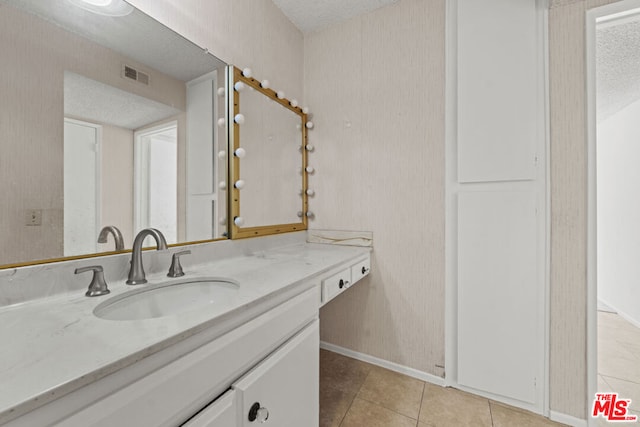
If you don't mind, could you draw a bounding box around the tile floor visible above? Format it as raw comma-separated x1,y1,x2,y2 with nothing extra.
319,349,566,427
597,311,640,426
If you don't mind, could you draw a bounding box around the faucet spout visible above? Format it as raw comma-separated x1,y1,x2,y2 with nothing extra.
126,228,168,285
97,226,124,251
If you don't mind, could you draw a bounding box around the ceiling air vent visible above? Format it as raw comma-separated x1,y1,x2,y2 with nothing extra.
122,64,150,86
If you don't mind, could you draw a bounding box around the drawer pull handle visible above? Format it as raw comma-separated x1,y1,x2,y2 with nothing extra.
362,266,370,275
248,402,269,422
339,279,350,289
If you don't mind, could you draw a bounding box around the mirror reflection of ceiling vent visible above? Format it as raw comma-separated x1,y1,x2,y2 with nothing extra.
122,65,150,85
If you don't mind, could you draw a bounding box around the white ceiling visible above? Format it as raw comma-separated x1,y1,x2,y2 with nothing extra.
272,0,398,33
597,13,640,121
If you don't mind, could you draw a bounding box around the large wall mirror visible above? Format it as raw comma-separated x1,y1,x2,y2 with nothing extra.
229,67,309,239
0,0,228,268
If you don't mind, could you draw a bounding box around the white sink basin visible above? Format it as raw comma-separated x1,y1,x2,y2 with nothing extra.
94,277,239,321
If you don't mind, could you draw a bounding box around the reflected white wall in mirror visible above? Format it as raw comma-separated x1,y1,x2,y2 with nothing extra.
240,87,302,228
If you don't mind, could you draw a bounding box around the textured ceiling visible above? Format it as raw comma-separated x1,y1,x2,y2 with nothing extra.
597,14,640,121
271,0,398,33
64,72,180,129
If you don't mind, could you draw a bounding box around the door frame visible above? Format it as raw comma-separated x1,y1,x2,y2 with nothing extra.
444,0,551,416
585,2,640,425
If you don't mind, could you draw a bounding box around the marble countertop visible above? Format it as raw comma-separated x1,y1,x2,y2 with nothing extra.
0,242,370,424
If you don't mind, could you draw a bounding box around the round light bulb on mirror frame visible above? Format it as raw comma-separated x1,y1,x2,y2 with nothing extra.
218,150,226,159
276,91,285,99
306,211,315,218
306,121,314,129
217,117,225,128
306,189,315,196
242,68,252,78
290,99,299,108
260,79,270,89
306,144,314,151
217,87,225,97
305,166,315,174
234,147,246,158
234,81,245,92
219,181,226,190
234,179,245,189
234,216,245,226
234,114,245,124
302,107,310,114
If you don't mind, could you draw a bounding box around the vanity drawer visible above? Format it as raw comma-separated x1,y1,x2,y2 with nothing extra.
321,268,351,304
351,257,370,284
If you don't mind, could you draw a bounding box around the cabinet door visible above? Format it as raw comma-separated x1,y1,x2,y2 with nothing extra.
233,320,319,427
182,389,236,427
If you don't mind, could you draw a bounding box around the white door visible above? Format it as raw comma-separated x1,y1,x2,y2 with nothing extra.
186,73,217,241
64,119,100,256
134,122,178,243
447,0,547,413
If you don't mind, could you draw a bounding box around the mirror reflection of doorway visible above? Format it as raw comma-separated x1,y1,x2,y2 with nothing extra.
134,122,178,244
63,118,100,256
589,2,640,423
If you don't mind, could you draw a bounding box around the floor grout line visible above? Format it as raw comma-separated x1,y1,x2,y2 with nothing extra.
337,364,372,427
416,381,426,425
488,399,495,427
355,395,420,422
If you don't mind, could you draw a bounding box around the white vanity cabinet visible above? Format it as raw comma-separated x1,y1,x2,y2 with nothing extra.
6,287,319,427
320,254,370,306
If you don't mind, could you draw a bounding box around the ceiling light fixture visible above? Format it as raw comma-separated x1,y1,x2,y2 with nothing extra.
67,0,134,17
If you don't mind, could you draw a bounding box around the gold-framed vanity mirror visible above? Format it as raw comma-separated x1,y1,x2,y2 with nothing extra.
0,0,229,269
228,66,309,239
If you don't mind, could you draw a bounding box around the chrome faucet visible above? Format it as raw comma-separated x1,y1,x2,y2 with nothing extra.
97,226,124,251
127,228,167,285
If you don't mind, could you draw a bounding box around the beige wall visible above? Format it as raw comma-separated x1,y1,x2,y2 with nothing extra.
304,0,446,375
549,0,617,418
127,0,304,103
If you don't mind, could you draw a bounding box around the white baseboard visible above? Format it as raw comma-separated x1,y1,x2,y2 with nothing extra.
319,341,445,386
549,410,588,427
597,298,640,329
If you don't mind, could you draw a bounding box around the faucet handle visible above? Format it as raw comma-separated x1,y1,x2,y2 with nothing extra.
75,266,110,297
167,250,191,278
